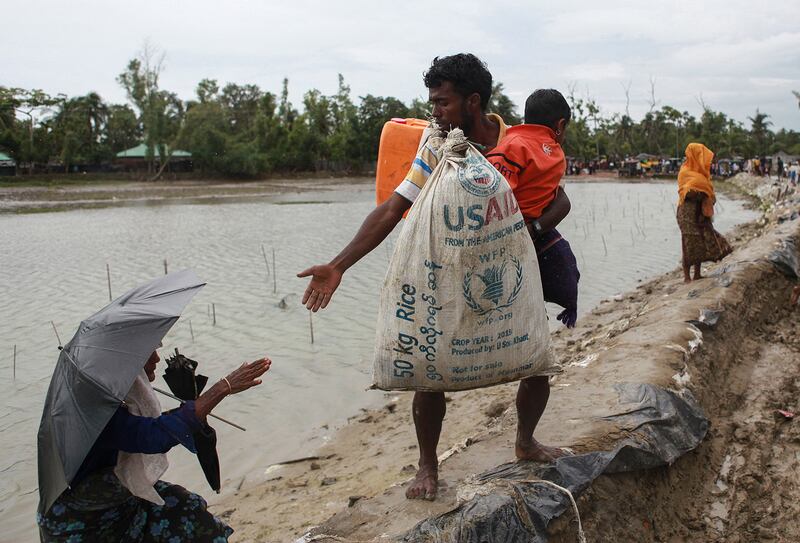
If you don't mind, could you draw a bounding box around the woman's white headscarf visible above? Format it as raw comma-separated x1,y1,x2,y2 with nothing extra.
114,371,169,505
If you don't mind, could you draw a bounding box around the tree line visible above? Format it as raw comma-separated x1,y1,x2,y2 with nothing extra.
565,83,800,163
1,48,799,178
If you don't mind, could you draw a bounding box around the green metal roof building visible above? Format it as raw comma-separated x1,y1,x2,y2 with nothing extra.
114,144,193,173
115,144,192,158
0,151,16,176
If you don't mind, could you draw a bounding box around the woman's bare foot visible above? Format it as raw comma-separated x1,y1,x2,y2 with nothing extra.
405,464,438,500
515,439,572,462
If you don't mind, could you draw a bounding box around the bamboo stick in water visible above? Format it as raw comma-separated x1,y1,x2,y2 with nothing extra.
261,244,270,284
272,249,277,294
106,263,112,301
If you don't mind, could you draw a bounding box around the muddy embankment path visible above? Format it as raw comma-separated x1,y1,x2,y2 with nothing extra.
218,175,800,542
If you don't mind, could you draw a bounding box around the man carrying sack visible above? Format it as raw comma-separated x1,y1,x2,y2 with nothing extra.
298,54,571,501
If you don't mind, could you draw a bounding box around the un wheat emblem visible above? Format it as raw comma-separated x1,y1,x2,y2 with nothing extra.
463,256,523,315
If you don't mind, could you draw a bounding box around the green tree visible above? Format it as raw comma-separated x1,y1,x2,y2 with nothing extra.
772,128,800,155
117,48,161,173
301,89,332,166
104,104,140,155
55,92,112,168
585,98,601,158
697,108,729,156
253,92,285,172
220,83,263,134
408,97,430,119
487,82,521,125
748,109,772,156
661,106,684,158
0,87,22,157
117,43,185,177
196,78,220,104
356,94,409,163
562,86,593,160
327,74,359,166
0,87,60,172
180,98,227,173
278,78,297,127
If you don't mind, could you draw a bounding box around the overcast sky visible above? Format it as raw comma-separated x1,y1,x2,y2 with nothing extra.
3,0,799,130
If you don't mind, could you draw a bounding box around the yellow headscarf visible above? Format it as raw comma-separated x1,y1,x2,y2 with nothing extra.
678,142,715,217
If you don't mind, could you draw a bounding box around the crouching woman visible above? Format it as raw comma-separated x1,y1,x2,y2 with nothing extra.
37,350,270,542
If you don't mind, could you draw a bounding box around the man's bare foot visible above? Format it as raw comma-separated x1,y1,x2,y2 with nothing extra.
683,277,692,284
515,439,572,462
405,464,438,500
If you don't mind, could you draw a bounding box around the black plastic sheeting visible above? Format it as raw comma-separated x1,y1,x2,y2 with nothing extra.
767,235,799,279
687,308,723,329
402,384,709,543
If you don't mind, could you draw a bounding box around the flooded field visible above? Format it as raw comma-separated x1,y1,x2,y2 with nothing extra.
0,179,759,540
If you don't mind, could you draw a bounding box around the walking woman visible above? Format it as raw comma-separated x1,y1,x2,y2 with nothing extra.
676,142,733,282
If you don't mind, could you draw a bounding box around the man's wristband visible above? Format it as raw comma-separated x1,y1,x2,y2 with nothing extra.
529,219,544,240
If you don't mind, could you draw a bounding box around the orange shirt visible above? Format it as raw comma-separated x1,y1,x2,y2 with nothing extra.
485,124,565,219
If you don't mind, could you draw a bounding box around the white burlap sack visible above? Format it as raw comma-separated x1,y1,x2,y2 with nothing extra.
373,129,557,391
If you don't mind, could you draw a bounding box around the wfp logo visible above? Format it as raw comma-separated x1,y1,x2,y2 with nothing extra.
463,255,523,315
457,155,501,197
542,143,552,156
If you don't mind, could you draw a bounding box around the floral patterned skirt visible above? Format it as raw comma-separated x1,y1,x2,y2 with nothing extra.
37,469,233,542
677,201,733,265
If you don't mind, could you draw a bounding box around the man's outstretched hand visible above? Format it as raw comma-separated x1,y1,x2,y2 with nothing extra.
297,264,343,312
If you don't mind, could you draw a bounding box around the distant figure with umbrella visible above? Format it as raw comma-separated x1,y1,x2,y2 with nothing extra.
36,270,271,542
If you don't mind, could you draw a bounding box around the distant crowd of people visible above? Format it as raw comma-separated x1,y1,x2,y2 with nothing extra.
565,154,799,185
759,156,800,186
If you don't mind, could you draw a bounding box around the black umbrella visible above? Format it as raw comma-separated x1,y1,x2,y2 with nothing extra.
164,348,208,400
162,349,221,493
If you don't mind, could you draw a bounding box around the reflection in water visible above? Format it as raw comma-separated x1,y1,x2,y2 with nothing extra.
0,182,758,540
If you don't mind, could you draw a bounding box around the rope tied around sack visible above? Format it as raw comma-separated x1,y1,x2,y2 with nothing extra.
439,127,470,157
